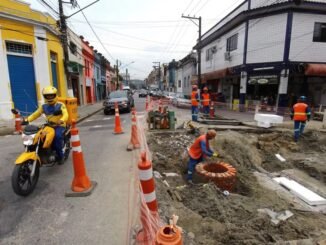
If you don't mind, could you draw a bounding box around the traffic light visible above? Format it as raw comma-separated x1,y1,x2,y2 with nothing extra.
293,0,302,5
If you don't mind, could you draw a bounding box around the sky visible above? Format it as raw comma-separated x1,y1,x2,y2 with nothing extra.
29,0,244,79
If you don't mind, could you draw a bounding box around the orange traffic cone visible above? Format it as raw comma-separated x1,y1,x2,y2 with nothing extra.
155,225,183,245
113,102,124,134
65,120,97,197
127,108,140,151
138,152,158,212
14,113,22,135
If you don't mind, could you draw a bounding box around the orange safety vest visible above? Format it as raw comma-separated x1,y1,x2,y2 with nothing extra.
202,93,210,106
191,91,199,106
293,103,308,121
188,134,209,159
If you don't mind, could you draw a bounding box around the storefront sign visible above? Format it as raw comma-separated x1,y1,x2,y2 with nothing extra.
249,75,278,85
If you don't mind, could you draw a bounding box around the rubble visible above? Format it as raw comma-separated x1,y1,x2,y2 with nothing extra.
149,129,326,244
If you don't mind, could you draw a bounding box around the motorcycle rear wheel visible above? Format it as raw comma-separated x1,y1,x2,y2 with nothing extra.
12,160,40,196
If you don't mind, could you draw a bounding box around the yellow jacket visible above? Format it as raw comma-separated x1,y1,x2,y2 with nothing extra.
27,102,68,126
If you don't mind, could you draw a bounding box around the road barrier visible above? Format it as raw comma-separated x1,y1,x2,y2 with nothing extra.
65,120,97,197
127,107,140,151
113,102,124,134
14,112,22,134
138,152,158,212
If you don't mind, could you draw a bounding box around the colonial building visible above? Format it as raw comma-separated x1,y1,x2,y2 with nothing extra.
94,50,101,101
0,0,67,119
198,0,326,109
81,36,95,104
166,59,178,92
176,52,197,96
68,28,84,105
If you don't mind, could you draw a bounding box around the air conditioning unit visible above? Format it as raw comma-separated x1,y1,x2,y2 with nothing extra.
224,52,231,61
211,46,217,54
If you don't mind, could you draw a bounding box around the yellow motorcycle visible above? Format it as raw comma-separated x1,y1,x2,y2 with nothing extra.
11,109,71,196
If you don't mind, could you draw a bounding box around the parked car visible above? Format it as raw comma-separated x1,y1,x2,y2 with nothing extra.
103,90,134,115
172,93,191,108
139,89,148,98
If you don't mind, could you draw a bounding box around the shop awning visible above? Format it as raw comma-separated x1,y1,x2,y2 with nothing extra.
202,68,231,83
305,64,326,76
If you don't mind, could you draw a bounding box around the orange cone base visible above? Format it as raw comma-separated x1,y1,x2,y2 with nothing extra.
65,181,97,197
136,229,152,242
127,143,140,151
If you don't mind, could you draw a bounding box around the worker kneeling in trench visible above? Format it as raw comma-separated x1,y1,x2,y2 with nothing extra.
187,129,218,185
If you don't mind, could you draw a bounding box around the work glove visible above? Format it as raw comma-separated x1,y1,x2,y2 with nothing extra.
212,152,219,157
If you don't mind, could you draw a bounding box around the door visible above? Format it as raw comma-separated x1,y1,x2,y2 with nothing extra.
7,55,37,116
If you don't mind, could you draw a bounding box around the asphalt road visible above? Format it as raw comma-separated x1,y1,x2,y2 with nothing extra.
0,96,146,244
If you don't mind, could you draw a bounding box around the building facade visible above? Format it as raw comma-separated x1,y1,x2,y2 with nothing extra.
93,50,101,101
175,52,197,96
198,0,326,109
81,37,95,104
0,0,67,120
68,28,84,105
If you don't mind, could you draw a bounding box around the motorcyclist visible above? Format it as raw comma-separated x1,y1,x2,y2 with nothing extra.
24,86,68,164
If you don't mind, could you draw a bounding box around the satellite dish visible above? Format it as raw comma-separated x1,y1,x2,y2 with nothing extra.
258,79,268,84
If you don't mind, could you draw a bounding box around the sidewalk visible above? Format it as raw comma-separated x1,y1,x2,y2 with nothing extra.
0,102,103,136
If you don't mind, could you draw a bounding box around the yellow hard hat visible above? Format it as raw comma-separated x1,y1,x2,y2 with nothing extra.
42,86,58,105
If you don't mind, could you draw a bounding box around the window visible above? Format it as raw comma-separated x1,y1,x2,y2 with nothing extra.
178,80,181,88
183,77,186,88
313,22,326,42
205,46,216,61
226,33,238,52
6,41,32,55
50,52,57,63
69,41,77,55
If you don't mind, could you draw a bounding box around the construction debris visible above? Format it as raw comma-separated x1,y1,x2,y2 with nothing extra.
258,208,294,225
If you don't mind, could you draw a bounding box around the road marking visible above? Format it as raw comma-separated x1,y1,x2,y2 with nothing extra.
85,119,96,122
103,117,112,120
4,135,11,138
92,125,103,128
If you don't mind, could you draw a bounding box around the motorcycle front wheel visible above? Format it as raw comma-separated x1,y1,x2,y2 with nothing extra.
12,160,40,196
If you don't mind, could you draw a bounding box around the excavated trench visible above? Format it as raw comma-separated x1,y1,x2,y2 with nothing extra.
148,129,326,245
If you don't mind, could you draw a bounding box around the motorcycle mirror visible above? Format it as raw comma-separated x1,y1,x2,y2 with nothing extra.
53,109,62,116
11,109,19,115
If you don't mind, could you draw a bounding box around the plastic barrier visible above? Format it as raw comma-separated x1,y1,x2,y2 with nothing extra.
14,113,22,134
127,108,140,151
114,102,124,134
65,120,97,197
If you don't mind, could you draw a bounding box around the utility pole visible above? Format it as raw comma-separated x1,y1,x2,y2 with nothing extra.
181,15,202,88
57,0,99,92
153,61,160,89
126,68,128,86
116,59,119,90
58,0,71,90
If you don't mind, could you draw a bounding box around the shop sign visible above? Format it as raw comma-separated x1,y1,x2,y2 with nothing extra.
248,75,278,85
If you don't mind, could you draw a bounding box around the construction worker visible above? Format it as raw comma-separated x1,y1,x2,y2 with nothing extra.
25,86,68,164
191,85,200,121
290,95,311,142
187,130,218,184
201,87,210,115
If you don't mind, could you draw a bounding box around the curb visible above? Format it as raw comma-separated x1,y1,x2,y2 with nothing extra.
0,106,103,137
76,107,103,124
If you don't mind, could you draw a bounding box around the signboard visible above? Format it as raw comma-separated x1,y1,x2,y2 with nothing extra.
249,75,278,85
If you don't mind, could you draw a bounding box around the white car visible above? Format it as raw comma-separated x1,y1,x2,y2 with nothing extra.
173,93,191,108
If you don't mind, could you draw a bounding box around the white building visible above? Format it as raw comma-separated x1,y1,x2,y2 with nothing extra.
68,28,84,105
199,0,326,108
175,52,197,96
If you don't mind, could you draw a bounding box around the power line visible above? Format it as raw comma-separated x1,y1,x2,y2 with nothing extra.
37,0,59,16
75,1,115,61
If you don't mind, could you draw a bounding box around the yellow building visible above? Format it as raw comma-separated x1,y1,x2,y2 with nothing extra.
0,0,67,120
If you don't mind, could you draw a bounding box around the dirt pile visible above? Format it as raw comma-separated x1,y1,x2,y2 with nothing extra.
149,129,326,245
